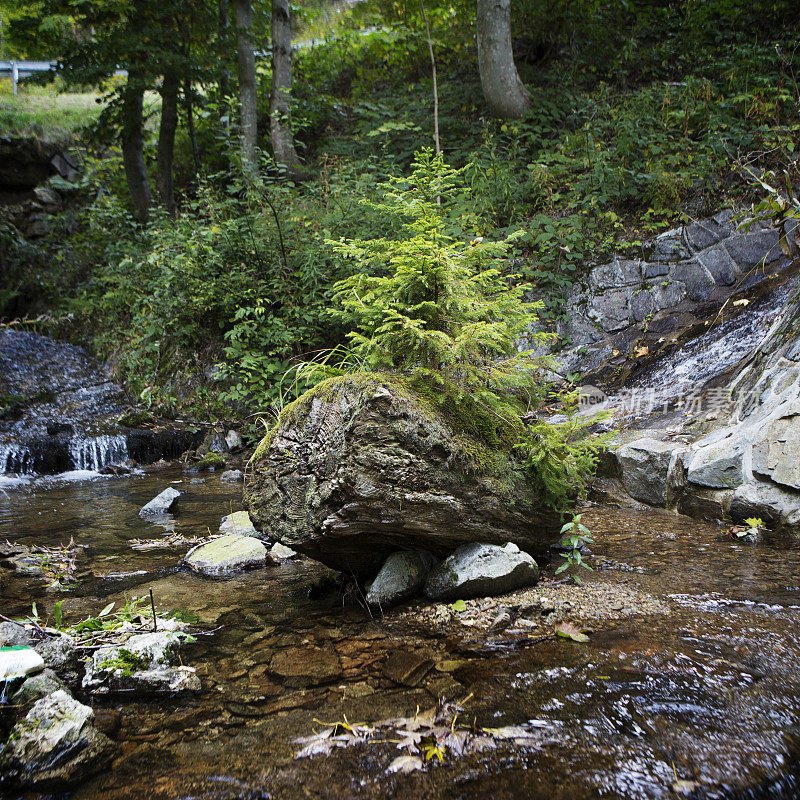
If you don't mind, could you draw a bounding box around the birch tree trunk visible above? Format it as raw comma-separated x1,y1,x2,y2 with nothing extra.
270,0,303,175
234,0,258,176
156,71,179,216
121,72,153,223
476,0,531,119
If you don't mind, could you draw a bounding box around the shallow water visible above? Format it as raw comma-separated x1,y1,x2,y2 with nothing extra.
2,472,800,799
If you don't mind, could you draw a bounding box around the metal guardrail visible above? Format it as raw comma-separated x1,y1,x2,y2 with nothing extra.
0,60,56,95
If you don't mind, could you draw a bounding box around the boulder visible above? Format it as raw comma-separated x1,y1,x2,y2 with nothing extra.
244,376,563,573
1,690,114,787
269,542,297,560
219,510,258,536
423,542,540,601
614,438,682,507
82,632,200,695
0,621,31,647
11,668,65,706
220,469,243,483
139,487,182,517
729,481,800,530
687,438,745,489
184,534,269,576
366,550,438,608
752,415,800,490
33,634,81,686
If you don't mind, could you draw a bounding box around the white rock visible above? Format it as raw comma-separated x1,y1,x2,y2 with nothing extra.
0,646,45,681
269,542,298,560
219,510,257,536
185,534,268,576
139,487,182,517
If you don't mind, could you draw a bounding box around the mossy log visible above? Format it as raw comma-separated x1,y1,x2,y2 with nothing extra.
244,374,565,573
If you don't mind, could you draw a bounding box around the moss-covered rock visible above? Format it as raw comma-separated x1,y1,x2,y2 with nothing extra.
245,374,563,573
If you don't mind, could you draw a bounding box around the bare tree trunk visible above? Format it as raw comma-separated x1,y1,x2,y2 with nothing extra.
156,70,179,216
121,72,153,223
185,79,202,174
219,0,230,133
270,0,303,176
476,0,531,119
234,0,258,176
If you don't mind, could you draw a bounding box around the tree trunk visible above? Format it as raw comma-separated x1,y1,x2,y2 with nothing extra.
120,73,153,223
234,0,258,177
219,0,230,133
156,70,179,216
270,0,303,175
476,0,531,119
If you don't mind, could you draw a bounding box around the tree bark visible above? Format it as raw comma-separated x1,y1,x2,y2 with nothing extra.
234,0,258,177
156,70,179,216
219,0,231,133
476,0,531,119
270,0,303,175
121,72,153,223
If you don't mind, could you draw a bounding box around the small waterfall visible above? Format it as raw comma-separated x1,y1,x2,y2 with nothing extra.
0,443,36,474
68,435,129,472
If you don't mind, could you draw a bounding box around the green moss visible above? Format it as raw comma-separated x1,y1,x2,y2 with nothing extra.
249,371,515,477
192,452,227,470
117,409,155,428
98,648,148,676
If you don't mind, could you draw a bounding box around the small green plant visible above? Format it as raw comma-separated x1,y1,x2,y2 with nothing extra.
555,514,595,583
744,517,765,529
98,648,148,676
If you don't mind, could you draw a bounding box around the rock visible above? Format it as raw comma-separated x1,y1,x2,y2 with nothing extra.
687,438,745,489
219,510,258,536
724,230,782,270
139,487,182,517
366,550,438,608
589,259,642,290
33,186,61,206
198,429,227,455
381,651,433,686
83,632,200,695
268,647,342,687
588,288,633,332
648,229,691,261
1,690,114,787
33,634,80,685
752,415,800,490
672,260,716,302
0,646,44,681
614,438,682,506
184,534,269,576
0,621,31,647
685,219,729,251
11,668,65,706
729,481,800,529
423,542,539,601
225,430,243,450
220,469,243,483
245,376,563,573
269,542,297,560
697,246,738,285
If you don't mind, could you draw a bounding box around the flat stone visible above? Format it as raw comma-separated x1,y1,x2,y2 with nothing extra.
614,438,681,506
687,439,745,489
366,550,438,608
269,542,298,560
269,647,341,686
630,289,656,322
685,220,729,251
588,288,633,332
219,510,257,536
424,542,539,601
643,262,669,278
651,280,687,310
139,487,181,517
381,651,433,686
184,535,268,576
589,260,642,290
3,690,114,787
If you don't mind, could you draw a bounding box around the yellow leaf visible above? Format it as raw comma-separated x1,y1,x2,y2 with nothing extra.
733,298,750,307
635,346,649,357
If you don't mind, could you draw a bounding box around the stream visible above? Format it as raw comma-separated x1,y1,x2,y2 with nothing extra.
2,469,800,799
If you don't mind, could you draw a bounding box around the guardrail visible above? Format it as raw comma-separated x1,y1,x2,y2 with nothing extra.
0,61,56,95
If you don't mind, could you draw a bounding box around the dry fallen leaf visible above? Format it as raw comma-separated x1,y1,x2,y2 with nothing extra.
733,298,750,307
387,755,424,774
635,345,649,357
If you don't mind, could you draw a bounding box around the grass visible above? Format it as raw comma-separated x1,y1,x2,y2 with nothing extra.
0,81,103,141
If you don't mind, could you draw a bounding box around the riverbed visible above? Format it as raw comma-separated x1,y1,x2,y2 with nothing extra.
2,469,799,799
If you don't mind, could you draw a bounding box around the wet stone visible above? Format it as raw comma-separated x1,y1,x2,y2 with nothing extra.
381,651,434,687
269,647,342,686
139,487,182,518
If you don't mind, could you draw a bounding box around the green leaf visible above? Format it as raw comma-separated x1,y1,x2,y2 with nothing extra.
98,602,115,618
555,622,589,643
450,599,467,612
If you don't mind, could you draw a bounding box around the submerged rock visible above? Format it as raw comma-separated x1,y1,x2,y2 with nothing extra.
219,510,258,536
220,468,243,483
82,631,200,695
1,690,114,787
424,542,540,601
245,376,563,573
184,534,269,576
139,487,182,517
366,550,438,608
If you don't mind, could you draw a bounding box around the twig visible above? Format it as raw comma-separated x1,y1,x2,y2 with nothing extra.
149,588,158,632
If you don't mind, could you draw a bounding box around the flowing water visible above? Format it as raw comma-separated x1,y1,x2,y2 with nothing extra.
2,470,800,799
